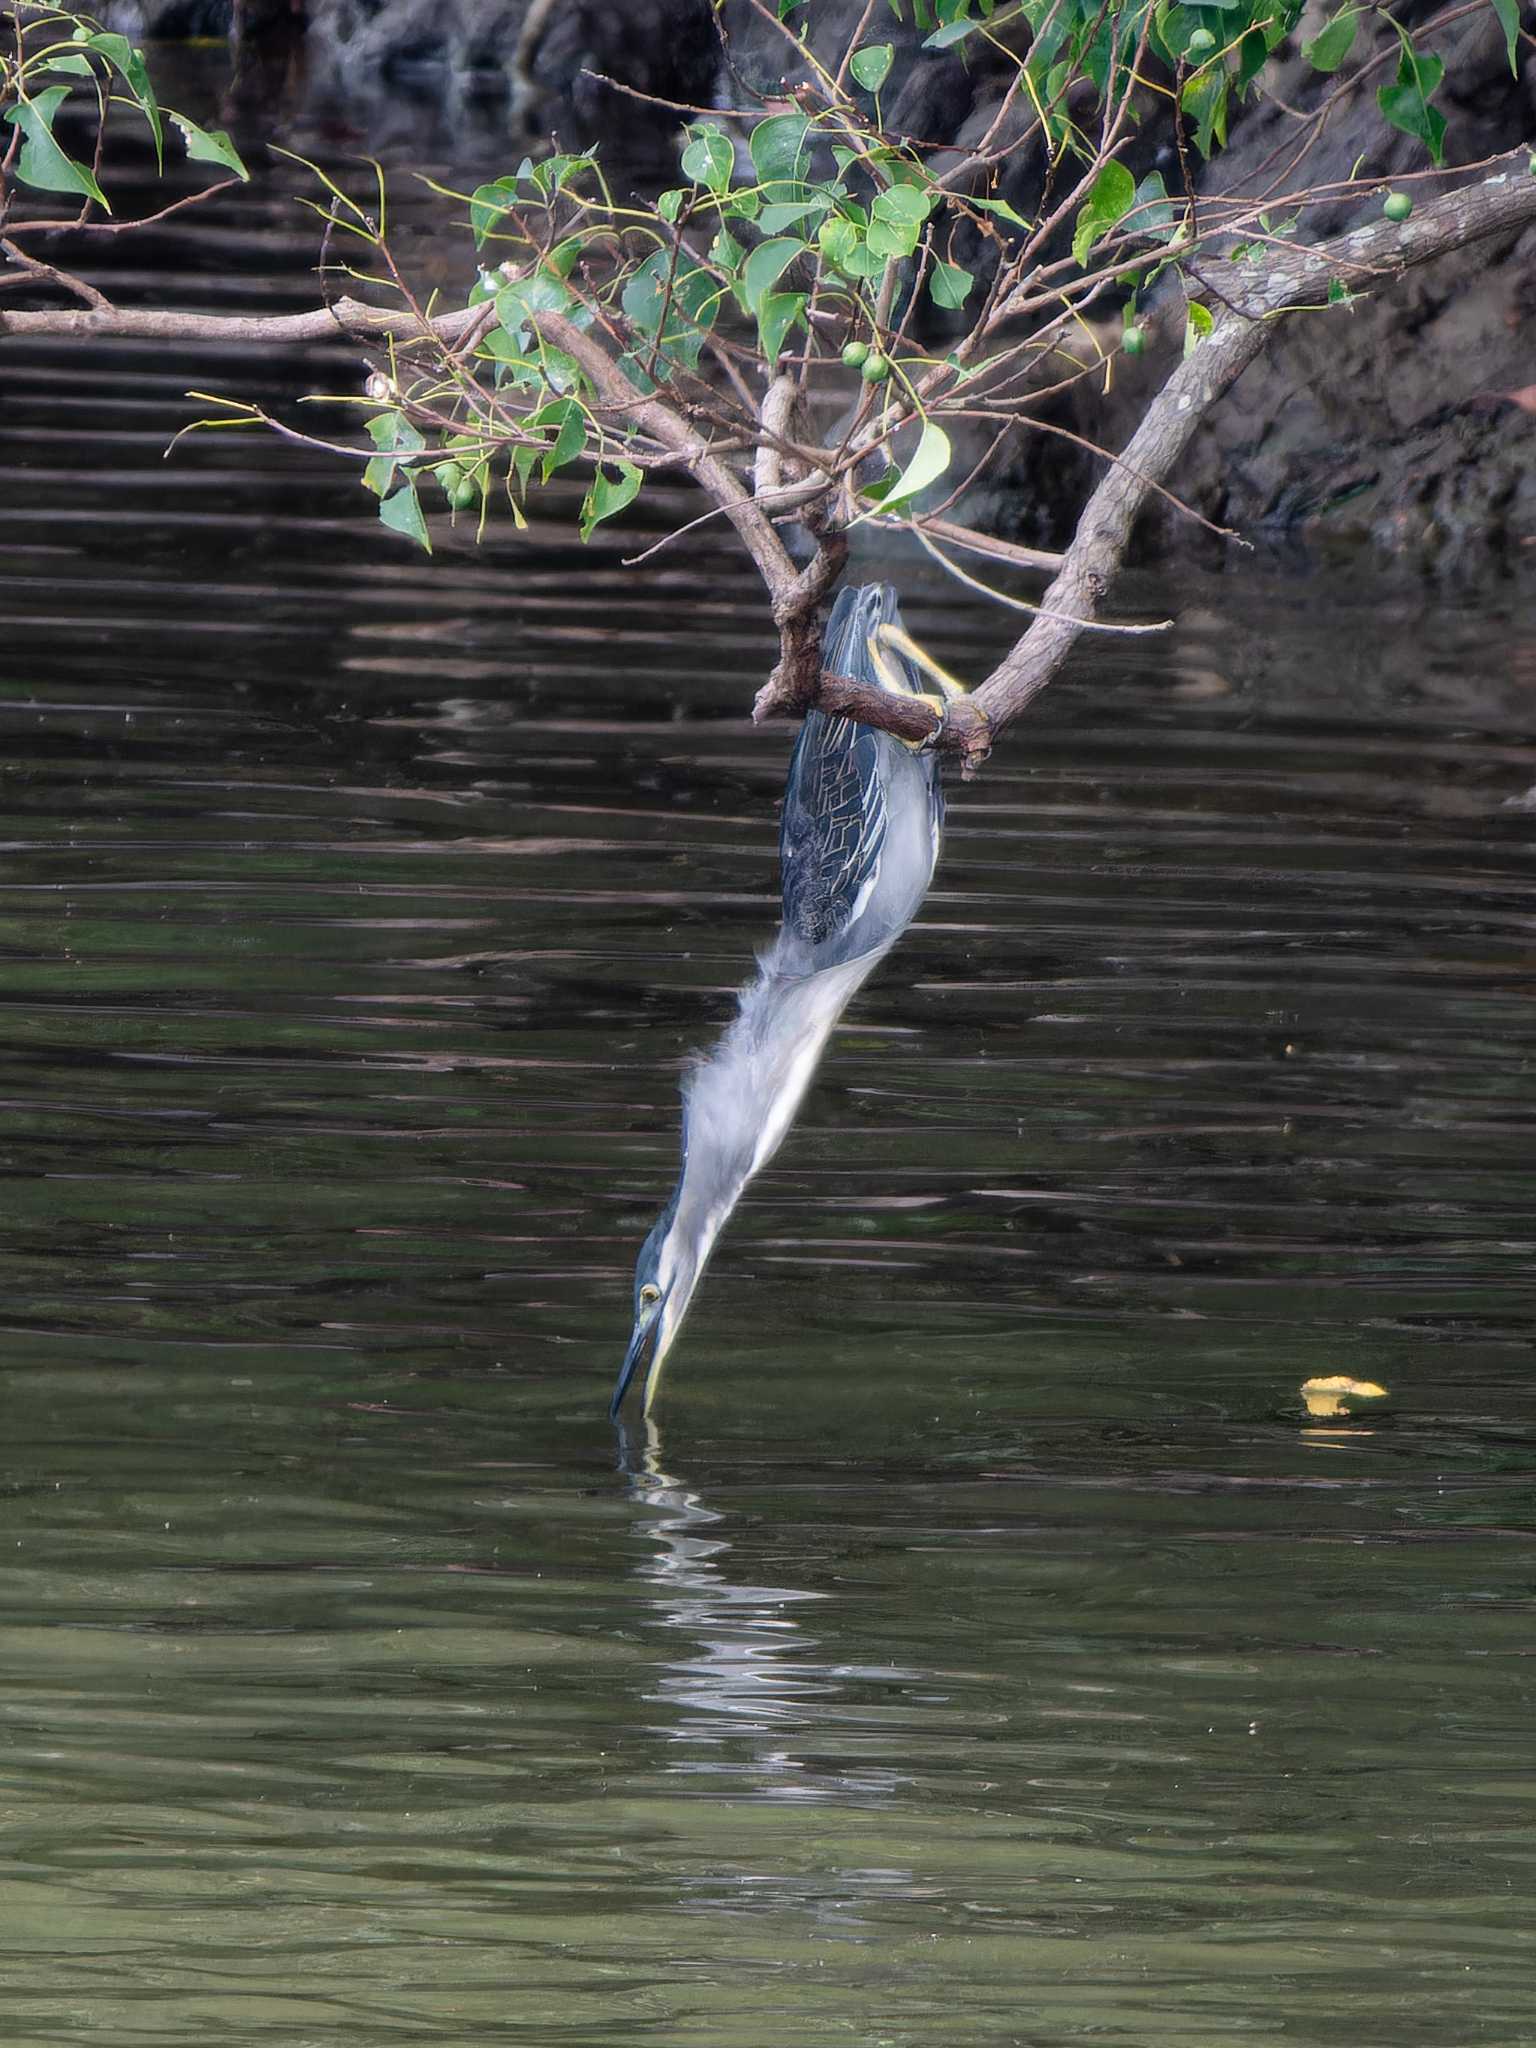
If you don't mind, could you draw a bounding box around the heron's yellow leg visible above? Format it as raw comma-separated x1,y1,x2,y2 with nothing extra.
870,623,971,703
866,624,972,749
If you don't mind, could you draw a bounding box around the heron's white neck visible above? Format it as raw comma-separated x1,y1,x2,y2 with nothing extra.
673,940,889,1245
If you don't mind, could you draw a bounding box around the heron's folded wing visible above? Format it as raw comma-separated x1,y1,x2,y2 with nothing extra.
780,711,888,947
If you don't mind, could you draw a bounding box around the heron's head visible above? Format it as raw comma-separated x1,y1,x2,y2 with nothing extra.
611,1191,712,1418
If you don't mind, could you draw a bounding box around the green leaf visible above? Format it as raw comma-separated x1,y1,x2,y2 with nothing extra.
494,268,572,338
749,112,810,191
1183,299,1214,357
480,325,535,373
530,151,595,198
3,88,109,208
970,194,1034,230
710,226,745,275
378,482,431,552
1376,43,1446,165
362,411,426,496
879,420,952,510
1071,159,1136,269
1132,170,1176,237
580,460,642,541
167,111,249,181
930,259,975,310
1235,24,1268,91
681,123,734,192
657,187,686,224
85,31,162,166
1302,7,1358,74
528,395,587,481
1080,15,1117,95
850,42,895,91
756,289,806,364
819,213,883,278
867,181,935,259
1180,67,1230,157
742,235,805,310
469,176,519,245
876,182,936,225
621,249,719,371
540,344,587,394
924,3,1026,49
758,196,831,233
1490,0,1519,75
865,216,912,261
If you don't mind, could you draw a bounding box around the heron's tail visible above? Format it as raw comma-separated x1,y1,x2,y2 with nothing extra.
823,583,926,697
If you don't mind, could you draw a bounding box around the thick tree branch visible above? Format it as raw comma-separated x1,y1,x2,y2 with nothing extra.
829,161,1536,772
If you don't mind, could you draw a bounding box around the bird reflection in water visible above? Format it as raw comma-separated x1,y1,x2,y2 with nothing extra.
618,1419,913,1803
614,584,967,1418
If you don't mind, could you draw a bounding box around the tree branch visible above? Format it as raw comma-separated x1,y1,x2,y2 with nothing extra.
968,162,1536,760
531,308,801,606
742,161,1536,773
0,290,481,347
8,158,1535,781
1,236,110,310
0,264,845,691
530,309,845,704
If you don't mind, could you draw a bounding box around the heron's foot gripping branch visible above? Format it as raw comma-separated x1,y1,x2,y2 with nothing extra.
868,625,981,755
938,696,993,779
764,657,993,778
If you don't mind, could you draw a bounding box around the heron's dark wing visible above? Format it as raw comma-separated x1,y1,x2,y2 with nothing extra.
780,710,888,947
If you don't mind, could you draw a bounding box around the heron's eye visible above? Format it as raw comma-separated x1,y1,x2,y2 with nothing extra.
639,1283,661,1309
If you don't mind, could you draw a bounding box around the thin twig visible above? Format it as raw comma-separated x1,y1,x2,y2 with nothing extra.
0,235,111,309
5,179,241,237
911,521,1172,634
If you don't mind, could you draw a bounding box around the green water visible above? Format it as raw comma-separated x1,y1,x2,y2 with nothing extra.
3,99,1536,2048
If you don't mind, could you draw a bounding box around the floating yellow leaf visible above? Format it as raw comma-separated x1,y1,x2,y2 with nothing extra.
1301,1375,1390,1419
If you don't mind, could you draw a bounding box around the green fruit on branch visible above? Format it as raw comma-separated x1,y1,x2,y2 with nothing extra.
861,352,890,383
1382,191,1413,222
841,339,870,367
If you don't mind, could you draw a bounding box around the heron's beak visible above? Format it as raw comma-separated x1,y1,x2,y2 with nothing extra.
611,1294,666,1419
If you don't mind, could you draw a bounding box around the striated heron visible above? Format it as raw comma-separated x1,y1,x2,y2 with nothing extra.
612,582,968,1418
